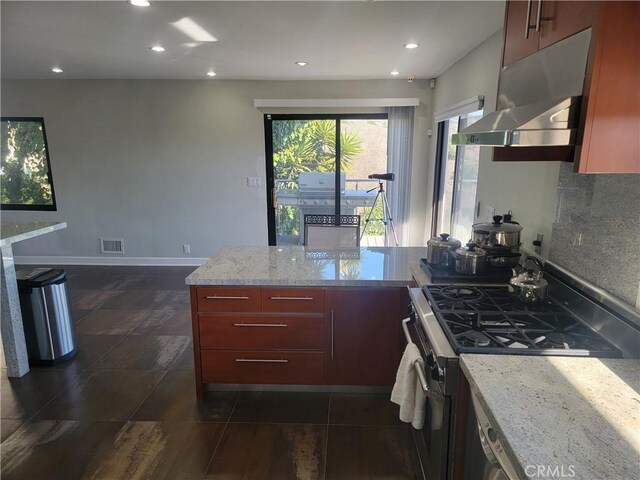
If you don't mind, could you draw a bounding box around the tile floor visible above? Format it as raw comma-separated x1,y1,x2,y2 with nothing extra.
1,266,423,480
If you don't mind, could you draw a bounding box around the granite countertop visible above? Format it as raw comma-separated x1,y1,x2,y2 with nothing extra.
460,354,640,480
0,221,67,247
186,246,428,286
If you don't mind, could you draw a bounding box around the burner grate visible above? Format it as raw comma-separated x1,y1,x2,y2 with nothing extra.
423,285,621,357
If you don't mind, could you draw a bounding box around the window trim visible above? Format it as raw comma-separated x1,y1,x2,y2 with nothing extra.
1,116,58,211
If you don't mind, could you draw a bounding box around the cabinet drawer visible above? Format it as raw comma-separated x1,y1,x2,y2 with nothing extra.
201,350,324,384
196,287,261,312
199,314,324,350
261,288,324,313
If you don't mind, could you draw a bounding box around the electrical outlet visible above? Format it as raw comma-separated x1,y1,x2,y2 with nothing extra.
183,244,191,254
247,177,262,187
485,205,495,221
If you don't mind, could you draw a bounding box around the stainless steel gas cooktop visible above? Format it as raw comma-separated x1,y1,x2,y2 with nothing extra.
422,285,622,357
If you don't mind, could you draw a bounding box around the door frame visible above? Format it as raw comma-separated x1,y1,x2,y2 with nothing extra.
264,113,388,246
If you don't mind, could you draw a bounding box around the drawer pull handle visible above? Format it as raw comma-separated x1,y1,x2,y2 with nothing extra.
206,295,250,300
235,358,289,363
233,323,288,328
269,296,314,301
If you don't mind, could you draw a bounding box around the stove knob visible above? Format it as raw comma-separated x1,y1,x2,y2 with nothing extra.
430,365,443,381
426,353,436,366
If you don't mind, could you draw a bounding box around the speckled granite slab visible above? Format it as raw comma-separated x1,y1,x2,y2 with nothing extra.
460,355,640,480
186,246,428,286
0,221,67,247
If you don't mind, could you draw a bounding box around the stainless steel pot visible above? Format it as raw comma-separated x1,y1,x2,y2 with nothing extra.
427,233,461,267
472,215,522,250
455,243,487,276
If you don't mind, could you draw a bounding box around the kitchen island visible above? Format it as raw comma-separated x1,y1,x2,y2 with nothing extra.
460,354,640,480
186,246,427,396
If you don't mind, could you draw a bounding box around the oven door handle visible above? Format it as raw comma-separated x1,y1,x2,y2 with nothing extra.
401,317,445,401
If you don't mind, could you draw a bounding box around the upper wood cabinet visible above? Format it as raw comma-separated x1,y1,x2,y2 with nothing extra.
502,1,594,67
576,1,640,173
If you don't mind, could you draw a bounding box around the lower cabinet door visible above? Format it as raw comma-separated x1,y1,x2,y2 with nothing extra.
201,350,324,384
325,288,406,386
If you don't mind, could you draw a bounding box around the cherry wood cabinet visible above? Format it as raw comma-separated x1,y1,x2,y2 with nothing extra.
576,1,640,173
497,1,639,173
324,288,408,386
190,285,410,396
538,1,594,50
191,285,325,396
502,0,594,66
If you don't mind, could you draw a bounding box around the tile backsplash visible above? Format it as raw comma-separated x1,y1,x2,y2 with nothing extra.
550,163,640,307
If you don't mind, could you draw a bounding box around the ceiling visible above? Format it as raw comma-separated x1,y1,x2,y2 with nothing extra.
1,1,505,80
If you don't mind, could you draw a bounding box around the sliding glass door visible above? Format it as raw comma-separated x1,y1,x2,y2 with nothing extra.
265,114,388,246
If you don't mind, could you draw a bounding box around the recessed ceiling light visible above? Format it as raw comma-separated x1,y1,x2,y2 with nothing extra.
150,45,165,53
206,71,216,77
51,67,63,73
128,0,150,7
390,70,400,76
295,62,308,67
404,43,419,49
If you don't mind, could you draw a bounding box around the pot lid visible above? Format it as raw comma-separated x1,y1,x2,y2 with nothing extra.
456,242,486,258
473,215,523,234
428,233,462,248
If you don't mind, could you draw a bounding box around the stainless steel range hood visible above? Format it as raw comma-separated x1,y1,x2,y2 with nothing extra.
452,29,592,147
451,96,580,146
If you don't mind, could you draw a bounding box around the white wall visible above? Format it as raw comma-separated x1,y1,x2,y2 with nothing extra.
426,30,560,257
1,79,432,263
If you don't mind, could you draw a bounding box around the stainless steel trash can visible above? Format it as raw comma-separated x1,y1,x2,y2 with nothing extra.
17,268,77,365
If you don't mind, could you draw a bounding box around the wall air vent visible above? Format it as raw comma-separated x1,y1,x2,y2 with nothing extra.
99,238,124,254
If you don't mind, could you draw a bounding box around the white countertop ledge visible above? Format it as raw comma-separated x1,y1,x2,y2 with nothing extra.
186,246,428,286
460,354,640,480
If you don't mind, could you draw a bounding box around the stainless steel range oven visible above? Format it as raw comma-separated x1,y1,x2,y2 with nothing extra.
405,257,640,480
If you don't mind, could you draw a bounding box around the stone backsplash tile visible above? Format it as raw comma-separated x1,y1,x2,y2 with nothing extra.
550,164,640,307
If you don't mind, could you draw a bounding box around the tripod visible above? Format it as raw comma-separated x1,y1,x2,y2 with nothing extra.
360,180,399,246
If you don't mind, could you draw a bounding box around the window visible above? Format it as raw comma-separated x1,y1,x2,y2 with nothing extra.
265,114,389,246
1,117,57,210
432,109,483,242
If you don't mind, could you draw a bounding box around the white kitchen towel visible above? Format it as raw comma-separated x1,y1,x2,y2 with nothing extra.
391,342,426,429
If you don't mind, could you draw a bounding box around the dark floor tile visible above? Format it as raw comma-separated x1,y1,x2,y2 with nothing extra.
92,335,190,370
67,272,147,291
70,289,123,310
130,310,192,336
74,309,148,335
159,290,191,311
100,289,172,310
34,370,165,421
0,420,123,480
1,419,23,443
47,334,124,371
230,392,329,424
138,273,191,291
83,421,223,480
133,370,237,422
206,423,326,480
325,425,421,480
169,341,195,371
330,393,403,426
1,369,83,420
71,308,93,324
